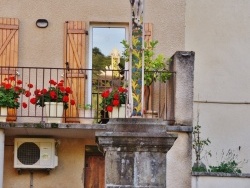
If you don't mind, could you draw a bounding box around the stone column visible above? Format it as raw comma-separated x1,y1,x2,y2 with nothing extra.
167,51,195,126
96,119,177,187
0,129,4,188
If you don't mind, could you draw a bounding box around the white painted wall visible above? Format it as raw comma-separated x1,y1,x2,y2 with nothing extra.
186,0,250,172
192,176,250,188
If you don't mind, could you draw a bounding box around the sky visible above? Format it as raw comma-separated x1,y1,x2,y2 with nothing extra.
92,27,126,56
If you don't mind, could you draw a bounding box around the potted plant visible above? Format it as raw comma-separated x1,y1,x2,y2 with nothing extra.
0,76,31,122
100,86,127,118
30,79,75,123
78,104,96,124
121,40,172,113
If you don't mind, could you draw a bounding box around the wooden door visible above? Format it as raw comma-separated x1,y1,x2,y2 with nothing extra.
64,21,87,122
0,17,19,121
85,155,105,188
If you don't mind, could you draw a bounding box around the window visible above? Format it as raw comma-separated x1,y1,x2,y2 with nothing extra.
87,23,128,103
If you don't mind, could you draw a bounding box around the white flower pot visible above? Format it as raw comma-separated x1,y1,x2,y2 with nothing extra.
79,109,95,124
108,104,126,118
0,107,7,122
44,102,64,123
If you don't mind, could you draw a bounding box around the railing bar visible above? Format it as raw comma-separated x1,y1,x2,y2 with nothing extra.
0,66,172,123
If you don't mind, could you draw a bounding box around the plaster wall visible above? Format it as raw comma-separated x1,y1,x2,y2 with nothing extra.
0,0,185,68
167,132,192,188
185,0,250,172
3,137,95,188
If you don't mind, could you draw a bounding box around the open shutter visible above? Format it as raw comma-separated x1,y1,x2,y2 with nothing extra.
0,17,19,121
64,21,87,122
144,23,153,111
144,23,153,45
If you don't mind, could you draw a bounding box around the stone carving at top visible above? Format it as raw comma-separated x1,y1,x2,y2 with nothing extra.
130,0,144,26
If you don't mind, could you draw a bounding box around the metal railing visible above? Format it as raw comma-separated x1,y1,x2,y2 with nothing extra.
0,66,175,124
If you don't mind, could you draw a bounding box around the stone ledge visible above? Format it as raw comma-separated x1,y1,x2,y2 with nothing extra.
166,125,193,133
192,172,250,178
0,122,106,130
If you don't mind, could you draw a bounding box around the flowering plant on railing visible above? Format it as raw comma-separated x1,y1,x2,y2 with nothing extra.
0,76,31,109
100,86,127,112
30,79,75,109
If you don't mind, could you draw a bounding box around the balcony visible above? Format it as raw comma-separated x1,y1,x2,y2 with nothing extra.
0,66,175,125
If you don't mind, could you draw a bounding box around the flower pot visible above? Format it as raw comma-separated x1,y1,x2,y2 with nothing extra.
44,102,64,123
79,109,95,124
0,107,7,122
108,104,126,118
143,110,158,118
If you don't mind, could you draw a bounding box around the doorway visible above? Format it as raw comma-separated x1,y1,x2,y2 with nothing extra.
84,145,105,188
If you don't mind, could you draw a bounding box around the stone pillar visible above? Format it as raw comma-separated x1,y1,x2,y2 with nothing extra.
0,129,4,188
96,119,177,187
167,51,195,126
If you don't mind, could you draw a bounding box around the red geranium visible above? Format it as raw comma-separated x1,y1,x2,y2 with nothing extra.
101,90,110,98
29,79,75,109
22,102,27,108
0,76,30,109
100,86,127,112
30,98,37,104
112,99,120,106
106,105,113,112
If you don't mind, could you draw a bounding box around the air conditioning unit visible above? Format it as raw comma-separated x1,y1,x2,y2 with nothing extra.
14,138,58,169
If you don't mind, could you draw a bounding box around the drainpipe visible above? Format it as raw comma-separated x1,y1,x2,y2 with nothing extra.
0,129,4,188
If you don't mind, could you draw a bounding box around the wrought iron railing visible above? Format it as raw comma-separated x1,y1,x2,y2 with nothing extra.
0,66,175,124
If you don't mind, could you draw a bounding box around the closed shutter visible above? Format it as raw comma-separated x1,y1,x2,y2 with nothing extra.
0,17,19,121
64,21,87,122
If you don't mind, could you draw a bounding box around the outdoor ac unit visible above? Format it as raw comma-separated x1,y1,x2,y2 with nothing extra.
14,138,58,169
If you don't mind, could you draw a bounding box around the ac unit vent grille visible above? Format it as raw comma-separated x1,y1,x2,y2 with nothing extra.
17,142,40,165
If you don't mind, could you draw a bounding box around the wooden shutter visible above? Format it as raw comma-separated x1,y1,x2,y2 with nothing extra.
144,23,153,45
64,21,86,122
144,23,153,111
0,17,19,121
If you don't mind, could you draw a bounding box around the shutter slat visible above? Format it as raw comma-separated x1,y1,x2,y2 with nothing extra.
0,24,18,30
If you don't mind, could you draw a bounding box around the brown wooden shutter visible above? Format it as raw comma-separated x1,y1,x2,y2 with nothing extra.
0,17,19,121
0,17,19,68
144,23,153,44
144,23,154,111
64,21,86,122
